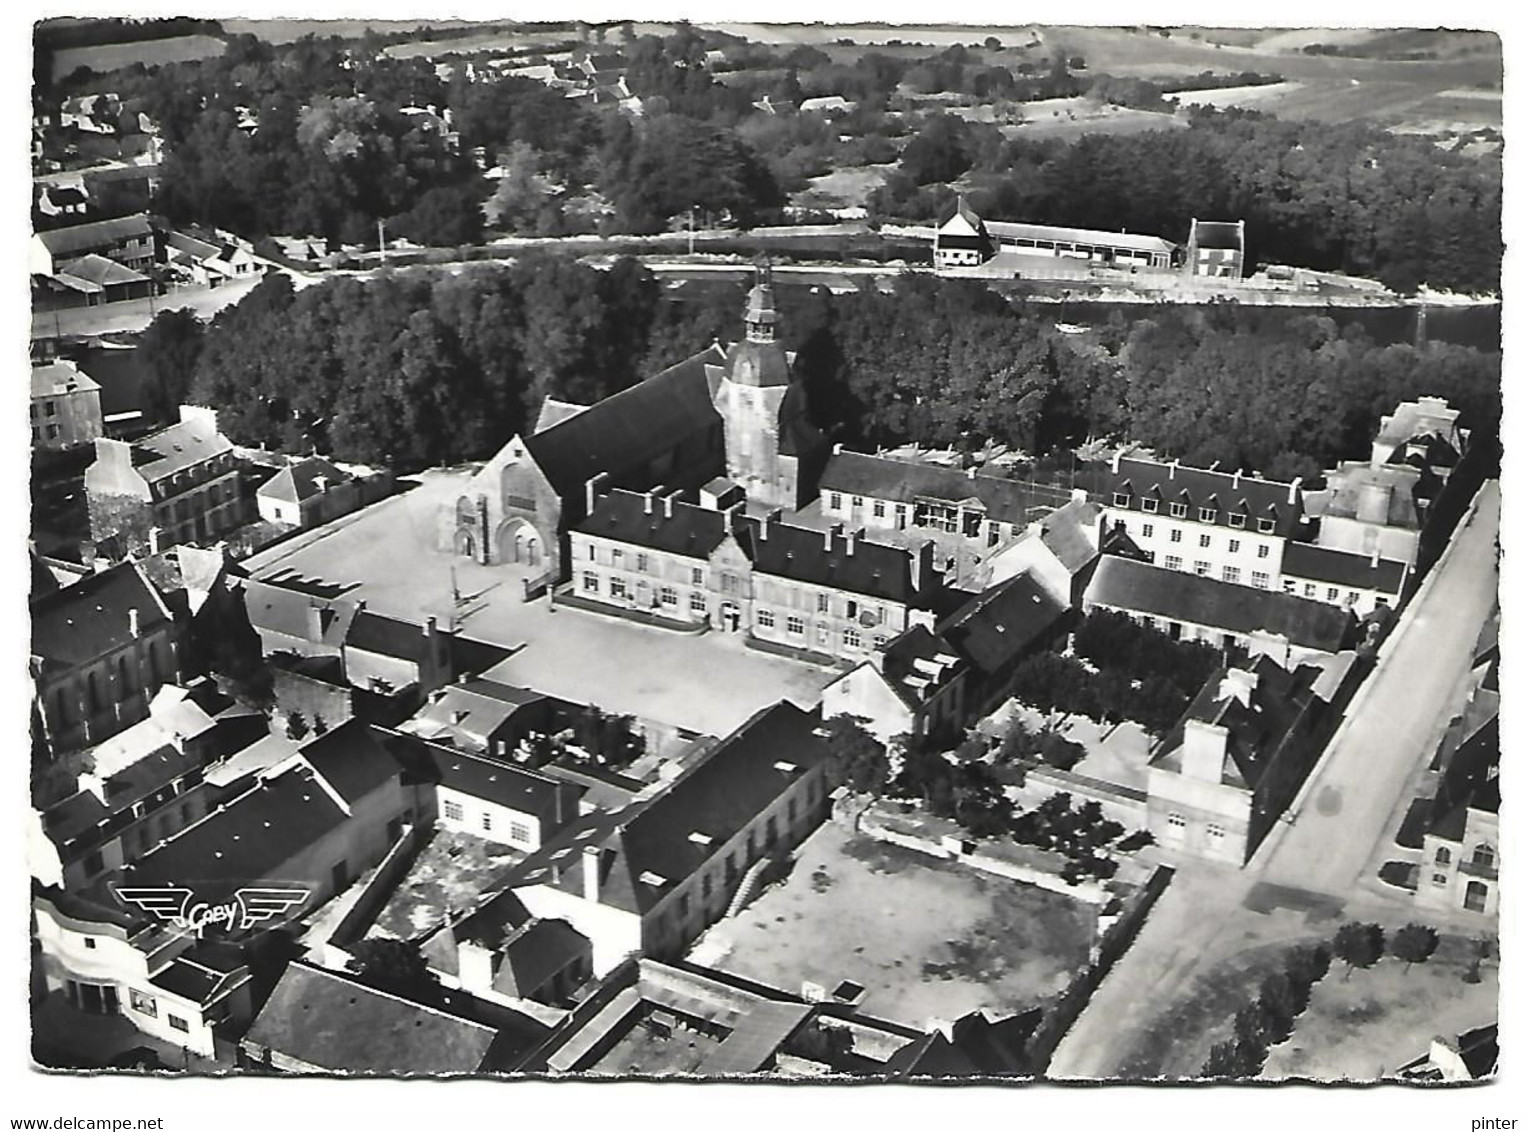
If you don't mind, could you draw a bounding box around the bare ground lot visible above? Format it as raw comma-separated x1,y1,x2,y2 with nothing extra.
367,829,526,943
695,822,1096,1029
49,35,226,82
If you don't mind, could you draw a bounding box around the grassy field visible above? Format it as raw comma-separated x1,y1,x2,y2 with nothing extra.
699,822,1097,1028
221,18,484,43
791,164,894,209
50,34,225,81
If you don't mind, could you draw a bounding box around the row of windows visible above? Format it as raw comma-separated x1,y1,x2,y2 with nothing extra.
1165,813,1226,839
1116,494,1277,534
441,799,534,844
1142,522,1273,558
581,564,888,626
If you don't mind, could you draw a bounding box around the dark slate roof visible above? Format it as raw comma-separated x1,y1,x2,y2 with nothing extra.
131,413,234,481
577,488,732,559
878,625,963,709
720,335,791,389
1107,457,1303,537
395,733,579,826
258,456,353,504
506,701,830,915
1429,717,1499,839
346,609,437,664
299,720,405,806
523,343,725,502
148,945,248,1005
244,961,501,1074
820,451,1066,527
1087,556,1355,653
1192,220,1243,250
936,196,989,237
242,578,358,647
936,573,1066,679
499,918,588,996
1153,656,1324,791
30,560,171,670
746,520,920,604
1282,542,1407,593
35,212,154,255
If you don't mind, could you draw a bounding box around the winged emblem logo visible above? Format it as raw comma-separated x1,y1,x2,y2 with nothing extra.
113,885,310,939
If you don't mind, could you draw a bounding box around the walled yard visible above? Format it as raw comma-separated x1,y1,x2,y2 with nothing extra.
367,829,527,942
693,822,1097,1030
1261,932,1498,1081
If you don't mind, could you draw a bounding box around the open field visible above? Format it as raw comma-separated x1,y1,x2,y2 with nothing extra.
1173,77,1500,130
1261,932,1498,1080
697,822,1096,1028
383,30,580,59
50,34,225,81
790,164,894,209
222,18,483,43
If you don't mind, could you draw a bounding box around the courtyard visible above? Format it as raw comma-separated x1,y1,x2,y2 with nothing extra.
367,829,528,943
241,469,838,738
692,822,1097,1030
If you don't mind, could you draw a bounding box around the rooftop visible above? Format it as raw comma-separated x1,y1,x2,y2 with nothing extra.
1107,456,1303,537
34,212,154,255
32,359,100,399
130,412,234,483
820,451,1069,528
257,456,354,505
1281,542,1407,593
30,560,172,671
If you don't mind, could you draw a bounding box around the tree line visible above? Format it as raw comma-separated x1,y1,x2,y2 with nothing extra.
136,262,1499,479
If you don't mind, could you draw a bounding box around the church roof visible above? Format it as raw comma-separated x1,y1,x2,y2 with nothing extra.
721,337,792,388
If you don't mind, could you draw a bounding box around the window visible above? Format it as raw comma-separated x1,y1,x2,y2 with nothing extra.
757,609,776,629
691,567,704,585
481,813,493,832
1207,823,1225,839
816,593,829,614
1167,813,1186,829
1164,555,1183,571
581,572,599,594
1194,561,1210,576
1257,544,1270,559
44,400,57,417
1141,497,1159,514
872,501,885,518
788,797,798,823
1222,567,1241,584
1228,539,1241,554
1472,844,1496,870
1142,523,1154,539
766,815,779,847
786,616,804,635
1169,529,1182,544
689,593,707,614
510,821,532,844
851,496,863,509
611,548,623,565
660,586,677,606
1252,572,1270,590
1345,591,1359,607
679,893,691,919
610,578,628,599
443,800,464,822
829,493,843,510
83,937,97,950
722,573,739,595
1199,533,1211,549
587,545,596,561
1327,587,1339,602
1282,579,1296,594
1229,512,1246,529
1258,517,1276,534
846,599,859,618
129,989,156,1017
1303,583,1317,598
843,628,861,650
874,635,887,649
168,1015,189,1033
1433,872,1449,886
1198,507,1216,523
636,553,649,574
1112,492,1130,507
1435,847,1452,866
46,424,60,441
1169,502,1188,519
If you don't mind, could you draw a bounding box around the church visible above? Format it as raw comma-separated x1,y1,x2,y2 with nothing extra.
442,266,830,585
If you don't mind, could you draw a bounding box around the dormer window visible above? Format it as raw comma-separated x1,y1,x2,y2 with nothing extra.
1112,491,1131,508
1141,497,1158,514
1198,507,1216,523
1257,516,1277,534
1228,512,1246,529
1169,502,1188,519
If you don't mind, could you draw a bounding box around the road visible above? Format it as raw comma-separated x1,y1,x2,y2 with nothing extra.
1047,480,1499,1079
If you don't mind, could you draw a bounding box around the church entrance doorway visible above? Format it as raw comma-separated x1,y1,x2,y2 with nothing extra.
719,602,742,632
496,520,543,568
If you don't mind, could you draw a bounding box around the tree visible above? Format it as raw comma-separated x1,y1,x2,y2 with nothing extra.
1257,973,1300,1039
137,308,207,423
346,939,444,1005
285,711,310,740
823,714,891,830
1389,923,1439,972
1332,922,1386,979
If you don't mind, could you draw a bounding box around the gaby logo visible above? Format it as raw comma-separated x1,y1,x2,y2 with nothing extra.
112,885,310,939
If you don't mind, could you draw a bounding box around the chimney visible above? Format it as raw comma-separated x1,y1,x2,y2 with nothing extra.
1356,482,1391,525
1217,668,1259,706
1070,487,1087,505
1370,547,1381,568
824,523,842,553
1110,450,1122,475
456,939,496,992
662,492,675,519
306,603,325,640
128,608,140,637
1287,477,1301,506
832,442,843,455
423,615,438,640
584,471,610,515
909,540,935,592
1168,458,1179,480
148,526,163,555
967,466,977,480
582,844,601,903
847,528,863,555
1232,470,1241,489
1181,718,1229,784
643,489,655,515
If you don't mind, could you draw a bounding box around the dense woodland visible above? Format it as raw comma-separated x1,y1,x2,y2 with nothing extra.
138,262,1499,479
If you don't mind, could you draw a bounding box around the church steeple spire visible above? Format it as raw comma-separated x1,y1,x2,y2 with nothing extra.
744,258,778,343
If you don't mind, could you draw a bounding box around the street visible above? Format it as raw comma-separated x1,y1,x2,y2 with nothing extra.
1047,480,1499,1079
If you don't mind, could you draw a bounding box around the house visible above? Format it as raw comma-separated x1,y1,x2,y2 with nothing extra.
32,887,255,1060
30,560,185,757
31,359,104,450
799,95,855,117
821,571,1067,746
1084,556,1357,668
85,405,246,556
1278,542,1407,617
240,960,540,1074
255,456,360,529
29,212,158,276
1185,218,1246,279
1415,715,1498,917
37,254,154,307
387,731,583,853
445,268,827,579
934,199,1176,272
35,182,90,221
1395,1025,1497,1082
495,700,833,975
522,956,997,1077
985,494,1102,605
419,890,594,1007
1145,656,1334,864
28,682,259,890
164,231,257,287
400,678,570,759
60,93,123,134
